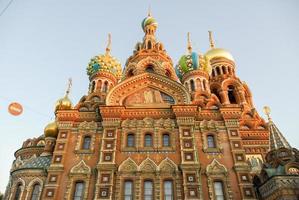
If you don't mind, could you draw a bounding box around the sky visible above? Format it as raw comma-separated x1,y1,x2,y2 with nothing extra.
0,0,298,193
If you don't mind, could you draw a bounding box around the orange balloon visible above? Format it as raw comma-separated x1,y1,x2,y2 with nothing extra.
8,102,23,116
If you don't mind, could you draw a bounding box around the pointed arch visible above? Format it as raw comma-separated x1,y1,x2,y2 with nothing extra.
158,157,178,173
27,177,43,187
118,157,138,172
206,159,227,175
138,157,158,172
70,160,91,175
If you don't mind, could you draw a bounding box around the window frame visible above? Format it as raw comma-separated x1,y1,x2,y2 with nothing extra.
73,181,85,200
143,180,154,200
162,133,170,147
207,135,216,148
127,133,135,147
82,135,91,150
30,183,41,200
123,180,134,200
163,180,174,200
213,180,226,200
144,133,153,147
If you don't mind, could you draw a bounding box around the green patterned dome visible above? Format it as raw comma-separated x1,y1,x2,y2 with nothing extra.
87,54,122,79
141,15,158,31
176,52,200,79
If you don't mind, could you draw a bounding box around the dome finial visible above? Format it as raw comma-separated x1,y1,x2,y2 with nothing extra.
148,5,152,17
105,33,112,55
65,78,72,97
208,31,215,48
187,32,192,53
263,106,272,121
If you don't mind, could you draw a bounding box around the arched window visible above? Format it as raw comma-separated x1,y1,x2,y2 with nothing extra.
144,180,153,200
91,81,95,92
127,134,135,147
207,135,216,148
212,69,215,77
228,86,237,104
124,180,133,200
147,41,152,49
73,181,85,200
163,134,170,147
30,184,41,200
102,81,109,93
190,80,195,91
163,180,173,200
144,134,152,147
196,79,202,90
203,79,207,91
222,66,226,74
14,183,22,200
216,67,221,75
82,136,91,150
145,65,154,73
96,80,102,90
211,88,221,102
213,181,225,200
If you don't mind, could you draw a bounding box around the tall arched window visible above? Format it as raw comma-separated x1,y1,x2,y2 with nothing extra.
14,183,22,200
213,181,225,200
144,180,153,200
82,136,91,150
203,79,207,91
144,134,152,147
96,80,102,90
216,67,221,75
73,181,85,200
30,184,41,200
102,81,109,93
163,180,173,200
222,66,226,74
185,82,189,91
127,134,135,147
207,135,216,148
228,86,237,104
124,180,133,200
190,80,195,91
91,81,95,92
163,134,170,147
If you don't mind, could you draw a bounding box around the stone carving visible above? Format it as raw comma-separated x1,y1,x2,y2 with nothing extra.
118,157,138,172
206,159,227,175
139,158,157,172
78,121,97,130
70,160,91,175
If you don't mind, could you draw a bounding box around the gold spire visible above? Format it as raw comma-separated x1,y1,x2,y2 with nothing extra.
208,31,215,48
65,78,72,97
263,106,272,121
105,33,112,55
187,32,192,53
148,5,152,17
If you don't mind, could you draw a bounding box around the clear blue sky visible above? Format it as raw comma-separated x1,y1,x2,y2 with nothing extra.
0,0,298,192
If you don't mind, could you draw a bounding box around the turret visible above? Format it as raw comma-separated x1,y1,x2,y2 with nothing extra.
175,33,211,103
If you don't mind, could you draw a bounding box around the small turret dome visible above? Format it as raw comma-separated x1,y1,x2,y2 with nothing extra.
55,95,72,111
141,15,158,32
205,48,234,62
44,121,58,138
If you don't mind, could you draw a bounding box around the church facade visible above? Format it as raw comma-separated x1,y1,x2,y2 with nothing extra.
5,13,297,200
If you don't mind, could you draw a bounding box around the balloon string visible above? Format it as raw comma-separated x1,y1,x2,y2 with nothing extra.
0,95,52,119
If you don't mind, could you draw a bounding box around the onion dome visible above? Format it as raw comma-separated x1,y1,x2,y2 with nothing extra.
87,34,122,79
205,31,234,62
44,121,58,138
141,13,158,32
55,79,73,112
176,33,211,79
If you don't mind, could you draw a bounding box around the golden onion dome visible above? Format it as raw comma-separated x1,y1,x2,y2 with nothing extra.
44,121,58,138
205,48,234,62
55,95,72,112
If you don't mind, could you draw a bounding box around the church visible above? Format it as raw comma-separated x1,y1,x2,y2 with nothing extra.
4,12,299,200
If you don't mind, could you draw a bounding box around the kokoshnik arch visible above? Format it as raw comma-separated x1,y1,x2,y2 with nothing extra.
3,12,299,200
